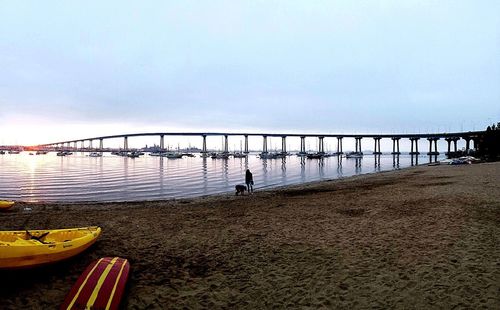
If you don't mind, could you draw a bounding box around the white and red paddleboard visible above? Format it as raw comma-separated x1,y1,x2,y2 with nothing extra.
60,257,130,310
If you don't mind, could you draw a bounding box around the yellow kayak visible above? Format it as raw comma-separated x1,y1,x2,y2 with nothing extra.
0,226,101,269
0,200,15,210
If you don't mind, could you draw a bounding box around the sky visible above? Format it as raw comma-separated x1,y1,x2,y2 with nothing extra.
0,1,499,148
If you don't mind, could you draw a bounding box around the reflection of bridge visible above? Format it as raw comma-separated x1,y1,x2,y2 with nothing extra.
37,131,486,155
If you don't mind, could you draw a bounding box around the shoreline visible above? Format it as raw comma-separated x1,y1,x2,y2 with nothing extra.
11,161,413,206
1,162,499,309
2,153,441,205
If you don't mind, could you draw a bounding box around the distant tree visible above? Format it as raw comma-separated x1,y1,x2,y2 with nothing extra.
478,122,500,160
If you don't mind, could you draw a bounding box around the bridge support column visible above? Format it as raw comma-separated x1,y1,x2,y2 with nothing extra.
410,137,420,155
472,137,479,151
464,137,470,153
318,137,324,154
201,135,207,154
355,137,362,153
453,137,459,152
160,135,165,151
281,136,287,154
391,137,401,154
300,136,306,154
336,137,343,154
445,138,452,155
73,141,77,150
244,135,249,153
99,139,103,152
89,140,93,150
373,137,382,154
81,141,85,150
427,138,439,155
224,135,229,153
262,136,268,154
124,136,128,151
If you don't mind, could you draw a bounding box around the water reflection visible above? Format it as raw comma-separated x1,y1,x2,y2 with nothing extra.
336,156,343,177
281,157,286,172
374,154,381,171
318,158,325,179
410,155,419,166
0,153,445,202
300,157,306,182
354,158,362,174
392,154,400,168
428,155,438,163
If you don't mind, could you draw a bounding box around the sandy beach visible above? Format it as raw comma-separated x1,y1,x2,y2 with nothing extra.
1,162,499,309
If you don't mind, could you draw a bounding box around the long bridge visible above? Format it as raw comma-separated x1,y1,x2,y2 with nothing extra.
37,130,486,155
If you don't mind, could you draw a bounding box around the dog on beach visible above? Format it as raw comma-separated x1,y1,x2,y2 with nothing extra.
235,184,247,196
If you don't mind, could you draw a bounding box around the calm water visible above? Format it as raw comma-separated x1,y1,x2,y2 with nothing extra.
0,152,443,202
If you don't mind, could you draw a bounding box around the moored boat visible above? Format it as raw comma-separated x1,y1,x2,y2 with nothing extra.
88,152,102,157
211,152,229,159
232,152,247,158
165,152,183,159
259,152,284,159
127,151,141,158
345,151,363,158
306,153,324,159
57,150,73,156
0,226,101,269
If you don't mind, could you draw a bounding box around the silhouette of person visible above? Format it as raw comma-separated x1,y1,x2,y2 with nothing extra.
245,169,254,193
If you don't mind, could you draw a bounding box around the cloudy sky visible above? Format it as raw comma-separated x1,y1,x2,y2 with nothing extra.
1,1,499,146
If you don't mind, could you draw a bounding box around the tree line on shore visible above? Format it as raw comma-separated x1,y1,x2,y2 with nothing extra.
476,122,500,161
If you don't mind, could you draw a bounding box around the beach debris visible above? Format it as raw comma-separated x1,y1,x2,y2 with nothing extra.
448,156,479,165
23,207,32,211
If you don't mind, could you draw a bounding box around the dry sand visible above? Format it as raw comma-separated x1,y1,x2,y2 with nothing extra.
1,162,499,309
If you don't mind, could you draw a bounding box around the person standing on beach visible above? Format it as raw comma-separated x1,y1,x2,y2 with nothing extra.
245,169,254,193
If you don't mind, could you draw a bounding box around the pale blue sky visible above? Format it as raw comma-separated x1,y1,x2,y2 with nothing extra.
0,1,499,145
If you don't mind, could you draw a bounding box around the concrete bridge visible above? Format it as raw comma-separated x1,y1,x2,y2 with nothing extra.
37,131,485,156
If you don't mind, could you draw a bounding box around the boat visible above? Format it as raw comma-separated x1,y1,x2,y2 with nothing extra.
0,226,101,269
88,152,102,157
35,150,47,155
126,151,142,158
306,153,324,159
8,150,20,154
0,151,5,155
232,152,247,158
259,152,284,159
29,153,34,155
60,257,130,310
345,151,363,158
149,151,163,157
0,200,15,210
57,150,73,156
210,152,229,159
165,152,183,159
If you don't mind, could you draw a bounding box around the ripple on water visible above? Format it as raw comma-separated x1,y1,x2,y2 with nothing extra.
0,153,442,202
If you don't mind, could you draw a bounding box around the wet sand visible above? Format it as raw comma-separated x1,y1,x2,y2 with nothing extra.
1,162,499,309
